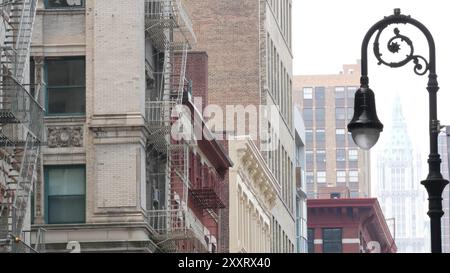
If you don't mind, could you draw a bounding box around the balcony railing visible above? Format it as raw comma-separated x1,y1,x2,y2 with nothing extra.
190,165,226,210
147,209,208,251
0,75,44,143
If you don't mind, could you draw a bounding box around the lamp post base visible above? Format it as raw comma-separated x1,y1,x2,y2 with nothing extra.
421,178,449,253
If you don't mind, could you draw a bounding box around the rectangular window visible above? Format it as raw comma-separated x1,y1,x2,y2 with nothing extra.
347,107,354,120
336,149,346,162
348,132,356,147
347,87,358,98
336,129,346,146
316,150,326,170
337,171,346,183
306,172,314,184
315,87,325,100
315,87,325,107
349,150,358,161
316,129,326,147
306,151,314,169
315,108,325,127
45,165,86,224
349,171,359,182
317,171,326,183
303,87,313,99
305,129,313,145
45,0,84,8
323,228,342,253
335,87,345,98
303,108,313,127
308,228,315,253
335,108,346,120
45,57,86,115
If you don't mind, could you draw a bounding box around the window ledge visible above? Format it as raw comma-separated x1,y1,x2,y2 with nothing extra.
44,115,86,124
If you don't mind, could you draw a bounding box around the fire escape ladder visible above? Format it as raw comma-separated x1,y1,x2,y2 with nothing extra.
0,0,42,253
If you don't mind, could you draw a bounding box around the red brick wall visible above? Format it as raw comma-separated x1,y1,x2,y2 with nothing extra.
186,52,209,111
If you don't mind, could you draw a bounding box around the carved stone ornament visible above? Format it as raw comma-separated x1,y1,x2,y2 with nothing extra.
47,126,84,148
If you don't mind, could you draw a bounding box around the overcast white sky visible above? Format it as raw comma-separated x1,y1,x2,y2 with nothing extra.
293,0,450,195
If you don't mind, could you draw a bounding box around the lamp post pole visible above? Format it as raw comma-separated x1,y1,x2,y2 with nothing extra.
348,8,449,253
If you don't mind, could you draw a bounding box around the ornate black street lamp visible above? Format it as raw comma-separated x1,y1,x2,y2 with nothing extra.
348,8,449,253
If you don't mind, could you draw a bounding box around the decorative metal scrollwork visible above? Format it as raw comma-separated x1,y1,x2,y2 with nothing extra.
374,27,429,76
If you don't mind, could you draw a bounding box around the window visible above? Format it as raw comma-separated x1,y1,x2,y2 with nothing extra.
45,165,86,224
349,171,359,182
336,129,346,146
349,150,358,161
348,131,356,147
317,171,326,183
315,87,325,107
305,130,313,145
45,0,84,8
315,87,325,100
316,129,326,146
335,87,345,99
303,108,313,127
337,171,346,183
347,87,358,98
306,151,314,169
315,108,325,127
316,150,326,169
330,192,341,199
323,228,342,253
303,87,313,99
308,228,315,253
335,108,346,120
336,149,346,162
306,172,314,184
347,108,354,120
45,57,86,115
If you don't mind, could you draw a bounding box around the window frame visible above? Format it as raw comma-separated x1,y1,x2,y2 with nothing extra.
303,87,313,100
44,56,86,116
44,165,86,224
322,228,343,253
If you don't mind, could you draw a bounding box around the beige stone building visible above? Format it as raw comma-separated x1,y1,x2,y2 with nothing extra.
184,0,297,252
294,62,371,199
228,136,277,253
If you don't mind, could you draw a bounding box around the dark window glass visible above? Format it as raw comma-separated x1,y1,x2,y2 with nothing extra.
316,150,326,170
308,229,315,253
46,57,86,115
45,0,84,8
323,228,342,253
45,165,86,224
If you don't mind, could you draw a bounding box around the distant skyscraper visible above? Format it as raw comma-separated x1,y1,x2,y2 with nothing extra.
294,62,371,199
439,128,450,253
377,96,429,253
